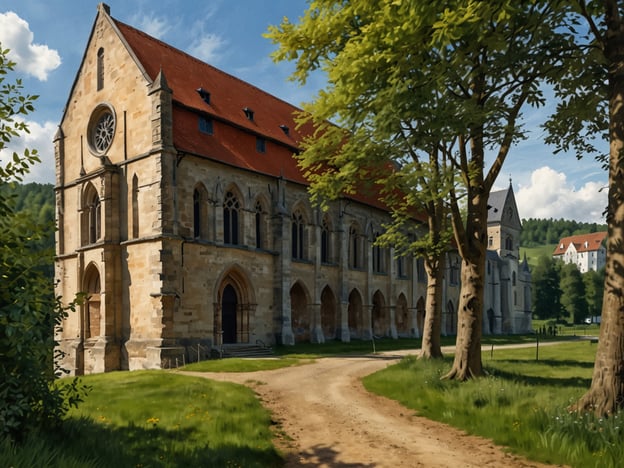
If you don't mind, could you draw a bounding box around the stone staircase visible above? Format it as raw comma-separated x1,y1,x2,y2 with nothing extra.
219,343,274,358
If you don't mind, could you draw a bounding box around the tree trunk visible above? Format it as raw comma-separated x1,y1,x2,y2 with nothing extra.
444,188,488,380
420,255,445,359
443,255,485,380
573,1,624,415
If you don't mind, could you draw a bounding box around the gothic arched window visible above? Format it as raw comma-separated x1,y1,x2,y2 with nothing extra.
223,191,240,245
292,210,306,260
349,225,362,269
82,184,101,245
255,199,266,249
505,235,513,251
97,48,104,91
193,189,201,238
132,174,139,238
321,216,330,263
372,231,386,274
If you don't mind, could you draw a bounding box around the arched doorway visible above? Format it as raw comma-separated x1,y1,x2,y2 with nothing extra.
290,282,310,342
222,284,238,343
348,289,363,338
416,296,426,337
395,293,409,336
215,266,254,346
372,290,387,336
320,286,337,340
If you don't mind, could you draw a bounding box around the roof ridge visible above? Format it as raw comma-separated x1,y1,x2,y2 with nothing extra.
112,17,304,113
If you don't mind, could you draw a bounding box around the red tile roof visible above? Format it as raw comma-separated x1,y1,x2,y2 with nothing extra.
113,17,393,212
552,231,607,256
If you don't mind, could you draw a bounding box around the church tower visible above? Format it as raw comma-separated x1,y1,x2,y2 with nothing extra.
484,181,532,334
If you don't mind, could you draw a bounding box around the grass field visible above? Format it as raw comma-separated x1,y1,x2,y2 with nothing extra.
3,338,617,468
520,244,557,268
365,341,619,468
2,372,282,468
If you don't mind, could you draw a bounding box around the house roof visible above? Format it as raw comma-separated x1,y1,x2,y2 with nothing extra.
552,231,607,256
111,15,394,212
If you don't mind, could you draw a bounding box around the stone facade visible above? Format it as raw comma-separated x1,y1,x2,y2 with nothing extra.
485,185,533,334
55,4,530,375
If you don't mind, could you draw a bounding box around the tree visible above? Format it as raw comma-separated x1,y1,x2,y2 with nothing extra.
532,255,563,320
267,0,460,360
0,47,84,441
543,0,624,416
583,268,604,319
268,1,566,378
560,263,588,323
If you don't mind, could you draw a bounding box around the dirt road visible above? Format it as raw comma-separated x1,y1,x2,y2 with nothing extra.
183,347,562,467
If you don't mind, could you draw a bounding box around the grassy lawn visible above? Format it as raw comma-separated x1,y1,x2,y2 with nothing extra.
364,341,620,468
182,356,313,372
2,371,282,468
273,334,542,357
520,244,557,268
4,336,614,468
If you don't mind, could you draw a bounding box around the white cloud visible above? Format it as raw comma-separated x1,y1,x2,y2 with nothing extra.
130,13,171,39
516,166,607,223
188,33,226,63
0,117,56,184
0,11,61,81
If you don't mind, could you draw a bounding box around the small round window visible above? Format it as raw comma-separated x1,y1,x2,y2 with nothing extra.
88,104,116,155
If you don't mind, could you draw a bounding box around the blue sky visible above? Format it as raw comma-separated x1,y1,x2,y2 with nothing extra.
0,0,609,223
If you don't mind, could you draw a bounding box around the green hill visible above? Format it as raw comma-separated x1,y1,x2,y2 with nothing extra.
520,244,557,269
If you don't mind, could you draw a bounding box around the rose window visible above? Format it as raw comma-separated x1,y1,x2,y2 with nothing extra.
93,112,114,152
88,104,116,155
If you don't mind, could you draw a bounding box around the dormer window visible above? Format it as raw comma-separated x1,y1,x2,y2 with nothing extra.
279,124,289,136
243,107,254,121
196,87,210,104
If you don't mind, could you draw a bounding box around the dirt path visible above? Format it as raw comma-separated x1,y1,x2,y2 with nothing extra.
181,346,565,467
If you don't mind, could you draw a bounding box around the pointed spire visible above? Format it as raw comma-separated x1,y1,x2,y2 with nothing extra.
150,67,171,94
522,252,530,272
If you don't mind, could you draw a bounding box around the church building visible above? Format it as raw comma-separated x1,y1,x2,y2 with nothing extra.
54,4,531,374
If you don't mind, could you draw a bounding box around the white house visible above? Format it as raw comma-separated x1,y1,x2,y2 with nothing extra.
552,232,607,273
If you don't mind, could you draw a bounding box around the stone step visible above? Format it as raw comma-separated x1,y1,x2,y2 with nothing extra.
219,344,274,358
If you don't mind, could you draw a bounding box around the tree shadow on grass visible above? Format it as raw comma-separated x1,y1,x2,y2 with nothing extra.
493,358,595,369
487,365,592,388
51,416,282,468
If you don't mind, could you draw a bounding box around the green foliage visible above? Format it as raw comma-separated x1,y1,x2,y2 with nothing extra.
521,218,607,247
0,46,85,442
520,243,558,268
532,255,563,320
560,263,589,324
583,268,604,318
365,342,624,467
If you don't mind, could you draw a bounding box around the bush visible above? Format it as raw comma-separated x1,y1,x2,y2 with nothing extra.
0,46,87,441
